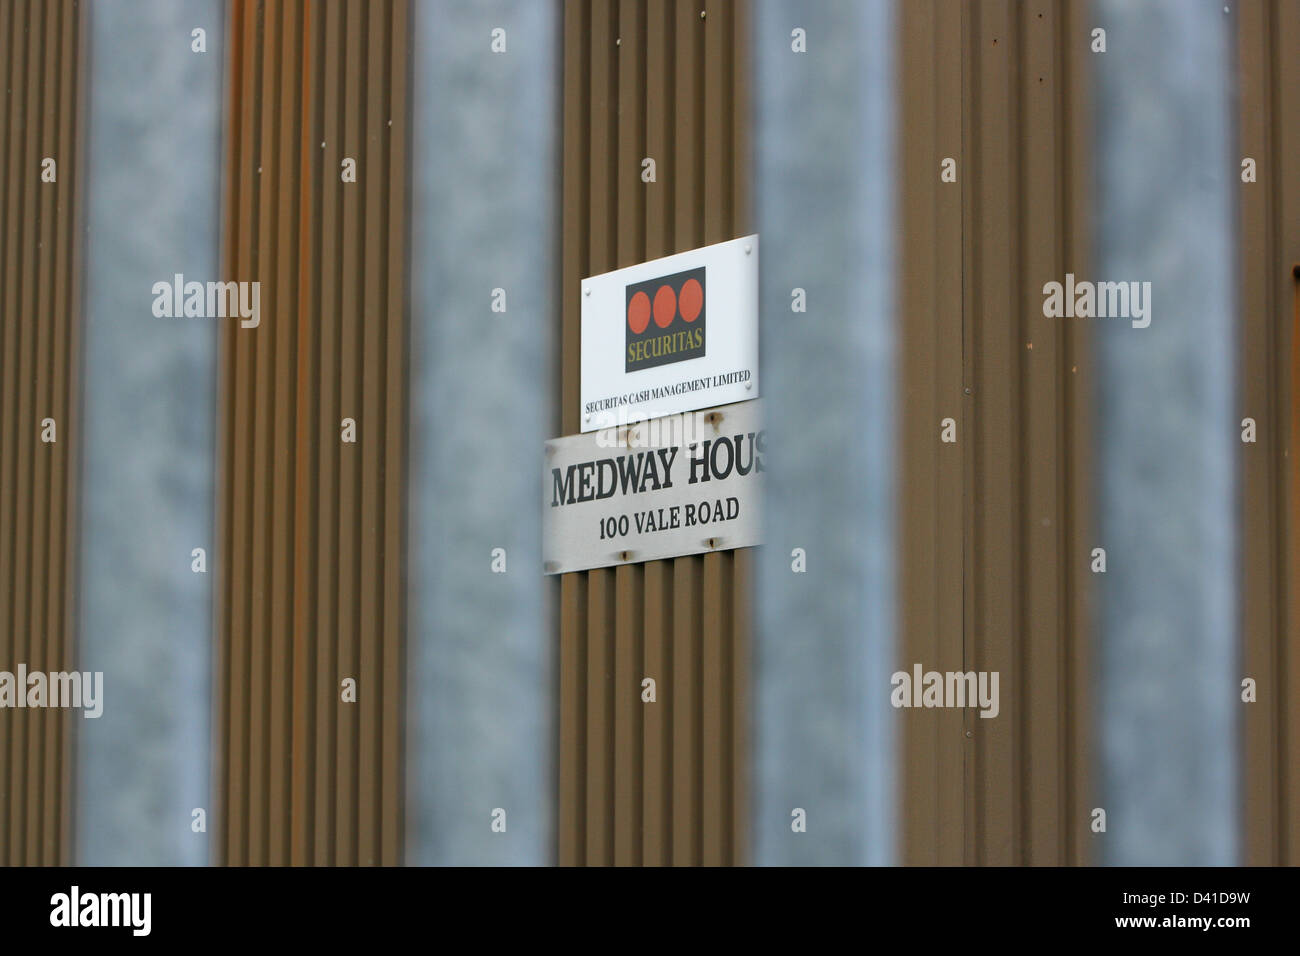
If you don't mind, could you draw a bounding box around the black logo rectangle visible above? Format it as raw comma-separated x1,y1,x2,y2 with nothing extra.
625,266,706,372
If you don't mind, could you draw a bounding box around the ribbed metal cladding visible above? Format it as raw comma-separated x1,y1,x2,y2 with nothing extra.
557,0,752,866
1239,0,1300,867
216,0,410,865
897,0,1092,865
0,0,85,867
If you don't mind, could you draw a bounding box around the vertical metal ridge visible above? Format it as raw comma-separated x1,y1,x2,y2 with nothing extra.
215,0,241,868
1060,0,1092,867
558,575,588,864
29,0,51,865
356,0,386,866
730,549,750,865
0,0,21,867
641,560,670,864
700,552,729,864
270,0,304,868
670,555,702,865
1277,2,1300,864
585,569,613,864
46,0,72,866
898,0,939,865
313,0,344,868
249,0,282,868
61,0,87,863
332,0,362,867
938,0,966,866
382,0,410,869
1020,0,1065,865
613,565,643,864
219,0,258,867
289,0,320,867
28,0,55,865
557,0,589,866
11,0,43,865
612,0,646,869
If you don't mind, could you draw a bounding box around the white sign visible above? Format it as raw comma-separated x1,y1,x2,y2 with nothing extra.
580,234,759,433
544,400,763,574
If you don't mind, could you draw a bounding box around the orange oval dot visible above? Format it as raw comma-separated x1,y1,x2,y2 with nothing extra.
627,290,651,334
653,284,676,328
678,278,703,322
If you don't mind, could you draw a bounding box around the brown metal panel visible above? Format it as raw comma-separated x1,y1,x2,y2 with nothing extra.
611,0,646,869
898,0,966,866
381,0,411,870
332,0,362,868
668,0,702,871
268,0,302,868
670,554,701,865
698,0,738,855
220,0,257,868
584,568,614,865
557,574,587,864
357,0,389,867
312,0,344,868
1239,0,1300,866
640,560,669,864
1291,266,1300,858
730,548,750,864
0,0,84,866
1020,0,1064,865
898,0,1092,866
898,0,939,865
289,0,322,868
1062,0,1094,867
556,0,590,867
0,0,20,866
613,564,643,865
639,0,672,868
10,0,41,865
50,0,83,865
29,0,55,866
934,0,967,866
246,0,281,867
968,0,1020,866
217,0,410,866
700,552,728,865
557,0,751,866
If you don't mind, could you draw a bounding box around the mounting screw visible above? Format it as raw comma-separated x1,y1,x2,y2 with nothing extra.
584,286,591,296
744,243,752,254
745,381,752,390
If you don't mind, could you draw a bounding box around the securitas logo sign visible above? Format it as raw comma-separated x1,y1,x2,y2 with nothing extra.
625,266,705,372
580,234,757,431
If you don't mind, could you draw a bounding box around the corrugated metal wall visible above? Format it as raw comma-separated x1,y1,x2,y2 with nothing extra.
216,0,410,866
1239,0,1300,867
0,0,85,866
897,0,1092,865
557,0,751,866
